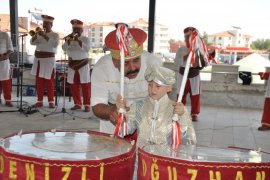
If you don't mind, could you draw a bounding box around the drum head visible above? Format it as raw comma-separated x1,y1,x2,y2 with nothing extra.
1,131,133,160
142,144,270,162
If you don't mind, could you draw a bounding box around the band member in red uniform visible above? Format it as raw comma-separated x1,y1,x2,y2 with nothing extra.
258,72,270,131
62,19,91,112
0,31,14,107
30,15,59,108
174,27,206,121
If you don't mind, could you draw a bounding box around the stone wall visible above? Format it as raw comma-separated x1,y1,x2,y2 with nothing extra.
164,62,267,109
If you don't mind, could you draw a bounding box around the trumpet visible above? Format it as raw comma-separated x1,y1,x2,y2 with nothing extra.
64,33,79,41
29,27,45,36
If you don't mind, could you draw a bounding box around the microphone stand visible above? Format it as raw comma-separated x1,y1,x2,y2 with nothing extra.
43,44,75,120
18,34,28,113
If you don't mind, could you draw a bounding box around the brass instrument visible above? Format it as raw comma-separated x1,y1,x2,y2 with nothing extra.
64,33,79,41
29,27,44,37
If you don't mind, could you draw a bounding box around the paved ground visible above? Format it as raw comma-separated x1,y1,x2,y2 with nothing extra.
0,94,269,153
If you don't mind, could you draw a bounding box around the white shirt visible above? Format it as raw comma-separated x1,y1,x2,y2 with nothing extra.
30,32,59,53
62,36,91,84
30,31,59,79
91,51,162,134
174,46,201,95
0,32,13,80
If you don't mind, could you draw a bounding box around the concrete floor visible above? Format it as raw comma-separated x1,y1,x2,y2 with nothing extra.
0,94,269,153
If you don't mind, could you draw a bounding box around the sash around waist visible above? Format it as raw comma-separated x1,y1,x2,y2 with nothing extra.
35,51,55,58
179,67,200,78
68,58,89,71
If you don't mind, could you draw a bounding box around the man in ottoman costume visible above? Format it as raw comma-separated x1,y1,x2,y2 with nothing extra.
62,19,91,112
30,15,59,108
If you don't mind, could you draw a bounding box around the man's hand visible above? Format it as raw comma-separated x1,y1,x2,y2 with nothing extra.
43,34,49,41
77,40,82,48
92,104,118,124
258,72,264,80
0,51,12,61
38,31,49,41
109,111,119,125
116,95,130,112
31,35,38,42
0,54,4,61
67,39,71,46
116,95,125,111
183,55,188,61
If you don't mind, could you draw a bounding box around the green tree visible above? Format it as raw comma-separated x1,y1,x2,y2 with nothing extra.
202,32,208,45
251,39,270,50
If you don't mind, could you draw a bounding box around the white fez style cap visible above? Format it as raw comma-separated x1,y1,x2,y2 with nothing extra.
145,65,176,86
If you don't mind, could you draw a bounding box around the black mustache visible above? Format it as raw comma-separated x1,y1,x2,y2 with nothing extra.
126,69,139,76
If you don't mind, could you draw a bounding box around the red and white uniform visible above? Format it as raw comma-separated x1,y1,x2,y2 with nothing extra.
260,72,270,128
62,35,91,108
174,46,201,116
0,32,13,104
30,31,59,104
91,51,162,134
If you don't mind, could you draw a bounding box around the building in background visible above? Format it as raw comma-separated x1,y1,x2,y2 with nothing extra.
83,18,170,54
128,18,170,54
83,22,115,50
0,14,65,63
208,27,253,64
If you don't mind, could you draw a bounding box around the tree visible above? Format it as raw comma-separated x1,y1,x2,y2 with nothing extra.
251,39,270,51
202,32,212,46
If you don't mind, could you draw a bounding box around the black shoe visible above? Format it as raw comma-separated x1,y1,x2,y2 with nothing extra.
258,126,270,131
192,115,198,122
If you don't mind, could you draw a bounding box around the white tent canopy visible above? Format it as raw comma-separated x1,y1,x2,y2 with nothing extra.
234,53,270,84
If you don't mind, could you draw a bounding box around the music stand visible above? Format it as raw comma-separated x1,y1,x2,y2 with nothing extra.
43,59,75,120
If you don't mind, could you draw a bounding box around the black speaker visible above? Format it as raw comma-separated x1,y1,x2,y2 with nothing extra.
239,71,252,85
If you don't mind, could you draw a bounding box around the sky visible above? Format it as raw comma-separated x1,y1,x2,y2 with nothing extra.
1,0,270,41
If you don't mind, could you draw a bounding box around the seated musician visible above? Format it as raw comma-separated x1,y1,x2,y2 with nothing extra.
116,65,197,147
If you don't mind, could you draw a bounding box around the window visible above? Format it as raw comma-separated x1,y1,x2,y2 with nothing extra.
100,27,103,31
218,37,222,40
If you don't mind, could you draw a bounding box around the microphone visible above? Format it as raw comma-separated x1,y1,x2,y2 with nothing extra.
19,34,28,37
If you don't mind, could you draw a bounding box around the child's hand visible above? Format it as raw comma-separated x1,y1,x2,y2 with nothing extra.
173,102,185,116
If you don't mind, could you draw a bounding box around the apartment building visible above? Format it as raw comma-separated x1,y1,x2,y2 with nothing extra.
208,28,253,63
128,18,170,54
208,29,252,48
83,22,115,49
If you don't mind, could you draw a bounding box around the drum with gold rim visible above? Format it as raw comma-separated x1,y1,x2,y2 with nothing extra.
0,130,136,179
138,144,270,180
